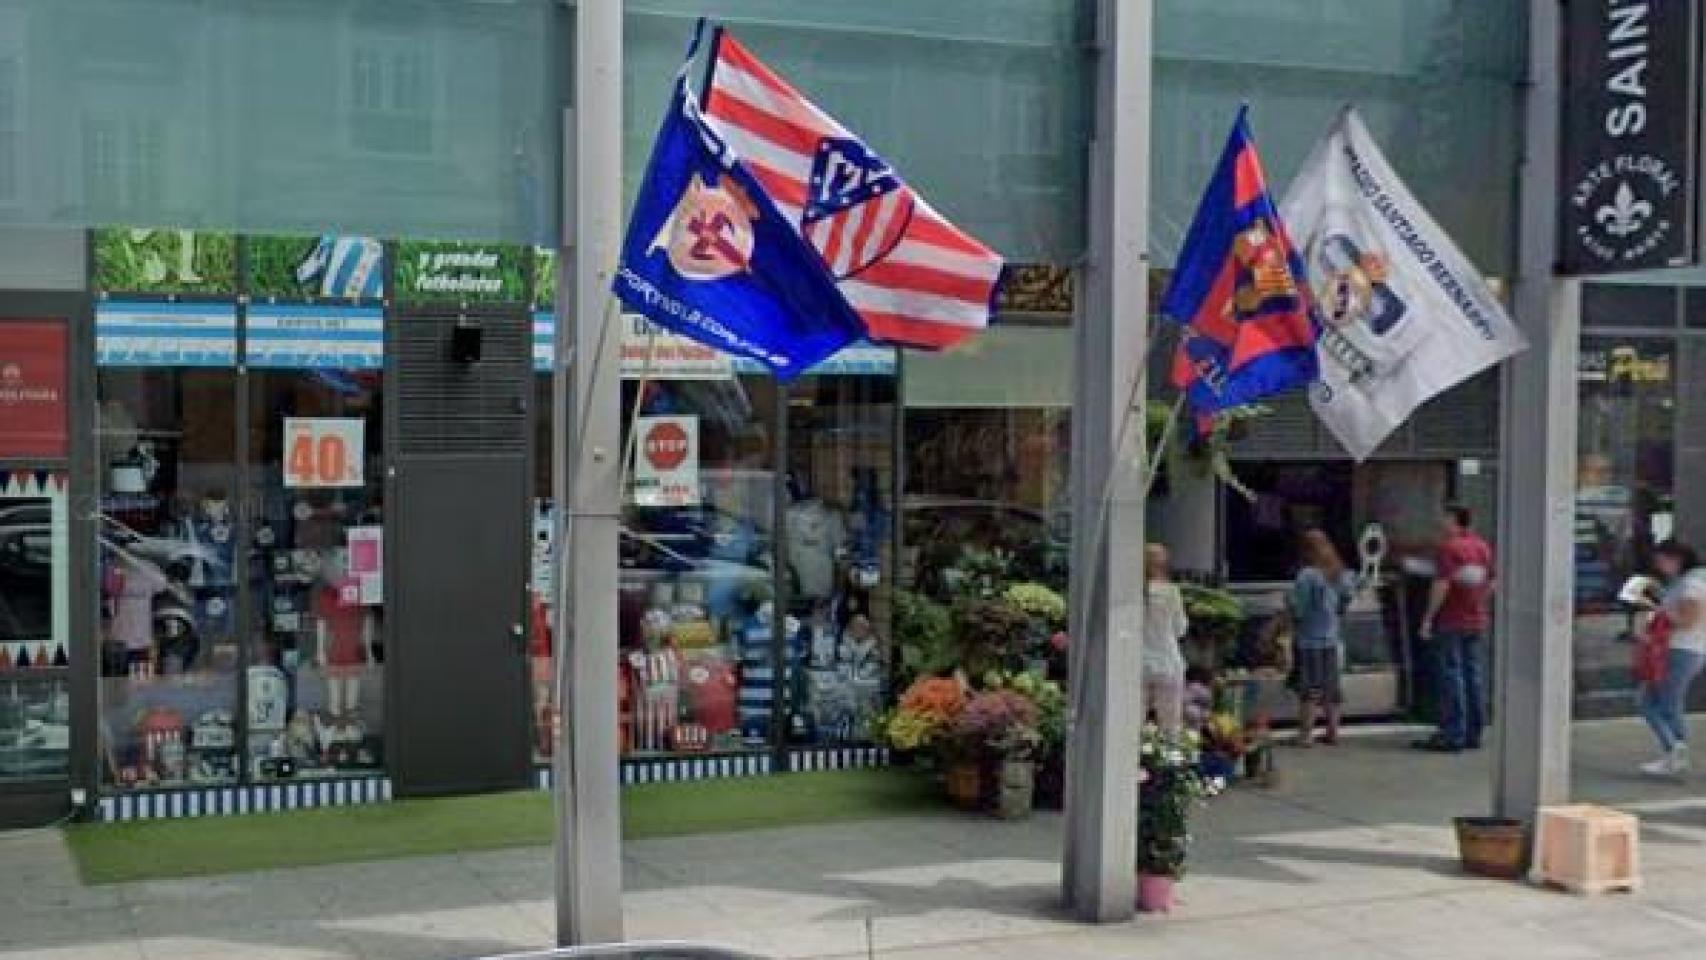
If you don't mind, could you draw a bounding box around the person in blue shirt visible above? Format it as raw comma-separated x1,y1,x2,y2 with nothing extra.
1291,529,1357,747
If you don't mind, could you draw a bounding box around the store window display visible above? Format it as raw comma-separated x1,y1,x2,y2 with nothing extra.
782,372,896,748
618,374,778,757
246,371,385,779
97,369,242,789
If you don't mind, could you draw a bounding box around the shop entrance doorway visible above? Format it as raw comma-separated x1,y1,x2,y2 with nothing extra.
387,308,532,795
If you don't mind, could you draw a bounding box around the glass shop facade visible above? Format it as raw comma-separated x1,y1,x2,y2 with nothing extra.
0,0,1532,826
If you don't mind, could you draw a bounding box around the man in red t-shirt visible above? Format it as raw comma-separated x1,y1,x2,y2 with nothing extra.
1414,504,1494,752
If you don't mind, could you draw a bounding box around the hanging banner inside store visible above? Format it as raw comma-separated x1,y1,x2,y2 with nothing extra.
92,228,237,295
96,301,238,367
395,240,527,303
633,415,700,508
249,234,385,301
346,525,383,605
621,315,734,380
1559,0,1699,275
282,417,365,489
246,305,384,370
0,321,67,459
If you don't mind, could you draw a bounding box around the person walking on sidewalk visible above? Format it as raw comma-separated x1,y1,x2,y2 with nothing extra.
1291,529,1356,747
1414,504,1493,753
1639,539,1706,777
1141,544,1190,734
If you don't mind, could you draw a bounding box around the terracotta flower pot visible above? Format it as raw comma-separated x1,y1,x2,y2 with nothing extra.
944,762,983,811
1136,872,1176,913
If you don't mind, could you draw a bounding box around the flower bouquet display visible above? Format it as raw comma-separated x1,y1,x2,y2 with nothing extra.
1137,724,1225,912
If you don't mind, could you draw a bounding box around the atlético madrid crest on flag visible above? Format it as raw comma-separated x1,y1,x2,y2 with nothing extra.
803,137,914,279
704,29,1003,352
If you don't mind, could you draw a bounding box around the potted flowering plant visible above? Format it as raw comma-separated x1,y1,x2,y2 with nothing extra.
1137,724,1225,912
985,669,1067,809
956,688,1042,818
884,676,973,801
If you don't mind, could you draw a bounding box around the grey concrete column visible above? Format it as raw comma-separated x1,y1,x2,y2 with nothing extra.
1492,0,1577,824
553,0,625,945
1062,0,1151,923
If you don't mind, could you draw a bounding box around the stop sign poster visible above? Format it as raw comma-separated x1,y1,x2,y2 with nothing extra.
634,415,699,507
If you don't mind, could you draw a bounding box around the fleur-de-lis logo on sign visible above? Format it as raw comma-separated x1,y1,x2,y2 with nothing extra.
1596,182,1653,238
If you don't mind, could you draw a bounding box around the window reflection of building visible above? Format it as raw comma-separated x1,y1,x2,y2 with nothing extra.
1575,331,1678,712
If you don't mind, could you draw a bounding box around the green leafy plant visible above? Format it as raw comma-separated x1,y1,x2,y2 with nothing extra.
951,596,1033,678
1003,582,1066,630
894,590,955,685
942,545,1018,600
1181,583,1244,648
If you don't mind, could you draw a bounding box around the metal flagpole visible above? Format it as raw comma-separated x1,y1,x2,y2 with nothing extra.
553,0,624,944
1063,0,1151,923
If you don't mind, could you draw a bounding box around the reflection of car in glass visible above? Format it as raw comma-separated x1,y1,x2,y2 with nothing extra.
901,496,1069,597
0,505,201,649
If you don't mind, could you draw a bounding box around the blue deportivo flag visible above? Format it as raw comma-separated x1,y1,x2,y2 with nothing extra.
612,72,867,379
1161,108,1319,423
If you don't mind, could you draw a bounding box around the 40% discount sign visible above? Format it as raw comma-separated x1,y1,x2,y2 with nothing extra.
283,417,365,488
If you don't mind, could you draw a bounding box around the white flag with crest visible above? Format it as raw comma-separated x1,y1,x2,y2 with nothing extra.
1282,107,1527,461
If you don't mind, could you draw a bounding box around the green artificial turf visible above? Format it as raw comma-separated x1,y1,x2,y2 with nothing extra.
64,768,939,885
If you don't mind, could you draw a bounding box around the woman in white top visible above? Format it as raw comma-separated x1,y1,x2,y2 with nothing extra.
1142,544,1191,733
1640,539,1706,777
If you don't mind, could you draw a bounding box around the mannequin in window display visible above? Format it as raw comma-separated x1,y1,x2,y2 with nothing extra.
785,475,846,605
104,552,173,683
312,548,374,743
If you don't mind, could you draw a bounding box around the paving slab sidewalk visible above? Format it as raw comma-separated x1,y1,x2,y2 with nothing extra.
3,720,1705,960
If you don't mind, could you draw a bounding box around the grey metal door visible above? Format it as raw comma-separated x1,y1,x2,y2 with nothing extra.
387,308,532,796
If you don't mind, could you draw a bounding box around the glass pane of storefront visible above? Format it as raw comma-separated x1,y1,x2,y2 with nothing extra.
245,369,386,780
618,350,779,757
97,366,242,789
1575,336,1676,714
0,474,70,782
782,367,896,747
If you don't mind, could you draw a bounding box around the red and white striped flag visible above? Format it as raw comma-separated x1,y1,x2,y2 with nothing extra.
703,30,1004,352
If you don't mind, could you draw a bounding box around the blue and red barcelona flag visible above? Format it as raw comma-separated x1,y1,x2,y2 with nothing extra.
1161,108,1320,421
